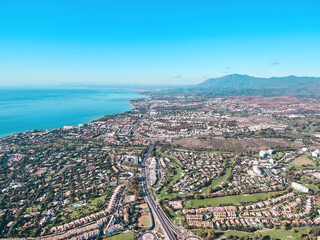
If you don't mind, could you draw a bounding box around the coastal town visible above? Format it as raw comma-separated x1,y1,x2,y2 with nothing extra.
1,93,320,240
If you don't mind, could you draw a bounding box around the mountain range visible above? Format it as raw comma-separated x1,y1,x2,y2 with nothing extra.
196,74,320,89
192,74,320,96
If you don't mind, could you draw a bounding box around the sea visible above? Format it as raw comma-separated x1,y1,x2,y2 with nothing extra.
0,88,145,138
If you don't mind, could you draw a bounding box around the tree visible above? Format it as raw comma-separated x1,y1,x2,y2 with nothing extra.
207,229,215,239
194,194,201,200
281,221,290,230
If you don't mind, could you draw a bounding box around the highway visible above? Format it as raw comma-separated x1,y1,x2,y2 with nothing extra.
131,105,151,135
133,105,182,240
140,142,181,240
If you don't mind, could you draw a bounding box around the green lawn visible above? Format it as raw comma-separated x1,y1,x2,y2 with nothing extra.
157,167,184,199
156,150,182,166
103,232,136,240
102,146,146,151
162,203,183,225
45,176,52,182
299,180,319,193
156,150,185,200
149,188,156,200
273,151,285,160
259,228,308,240
25,205,41,214
66,191,112,220
139,214,151,228
213,228,308,240
201,168,231,194
184,191,284,208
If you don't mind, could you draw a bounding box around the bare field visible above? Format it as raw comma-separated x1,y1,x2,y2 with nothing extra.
291,156,315,167
171,137,300,152
228,96,320,114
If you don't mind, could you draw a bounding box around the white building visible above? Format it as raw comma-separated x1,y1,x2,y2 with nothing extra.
253,166,263,176
312,149,320,158
269,159,276,165
149,157,158,186
291,182,309,193
259,149,275,157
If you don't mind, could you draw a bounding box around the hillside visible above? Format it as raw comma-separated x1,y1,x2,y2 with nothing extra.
195,74,320,91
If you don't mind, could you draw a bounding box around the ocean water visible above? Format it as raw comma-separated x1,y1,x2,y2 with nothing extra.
0,88,144,138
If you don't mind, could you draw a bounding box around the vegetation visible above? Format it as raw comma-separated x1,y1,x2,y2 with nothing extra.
184,191,284,208
193,227,310,240
139,215,151,228
202,168,232,194
103,232,136,240
291,155,315,167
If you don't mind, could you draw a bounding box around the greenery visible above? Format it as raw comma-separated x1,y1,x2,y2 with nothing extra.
192,227,309,240
156,149,182,165
103,232,136,240
160,201,183,225
156,149,185,199
139,215,151,228
291,154,315,167
202,168,232,194
184,191,284,208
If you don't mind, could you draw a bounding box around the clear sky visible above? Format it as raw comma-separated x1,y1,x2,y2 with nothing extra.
0,0,320,86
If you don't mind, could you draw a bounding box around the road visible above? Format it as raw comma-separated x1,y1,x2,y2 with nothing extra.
140,142,181,240
133,105,183,240
131,104,151,135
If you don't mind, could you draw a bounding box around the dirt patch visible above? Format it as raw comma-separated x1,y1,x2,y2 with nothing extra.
31,167,47,176
170,137,300,152
291,156,315,167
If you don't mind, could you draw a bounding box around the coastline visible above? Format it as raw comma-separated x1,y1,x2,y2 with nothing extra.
95,90,148,121
0,88,146,139
94,97,144,121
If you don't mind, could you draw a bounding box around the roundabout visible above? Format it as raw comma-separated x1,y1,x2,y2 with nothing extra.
140,231,158,240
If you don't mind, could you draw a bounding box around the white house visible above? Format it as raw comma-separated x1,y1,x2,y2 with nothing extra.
253,166,263,176
259,149,274,157
291,182,309,193
312,149,320,158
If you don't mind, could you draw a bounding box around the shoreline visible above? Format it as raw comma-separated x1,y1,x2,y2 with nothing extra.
0,89,147,140
95,89,148,121
94,97,144,121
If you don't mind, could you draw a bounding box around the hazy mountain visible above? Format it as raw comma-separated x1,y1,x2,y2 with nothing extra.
195,74,320,90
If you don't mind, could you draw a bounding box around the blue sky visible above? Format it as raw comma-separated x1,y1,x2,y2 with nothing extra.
0,0,320,86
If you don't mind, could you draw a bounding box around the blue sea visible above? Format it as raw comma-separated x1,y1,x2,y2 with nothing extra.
0,88,144,138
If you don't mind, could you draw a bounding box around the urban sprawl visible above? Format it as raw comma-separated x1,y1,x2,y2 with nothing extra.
1,94,320,240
